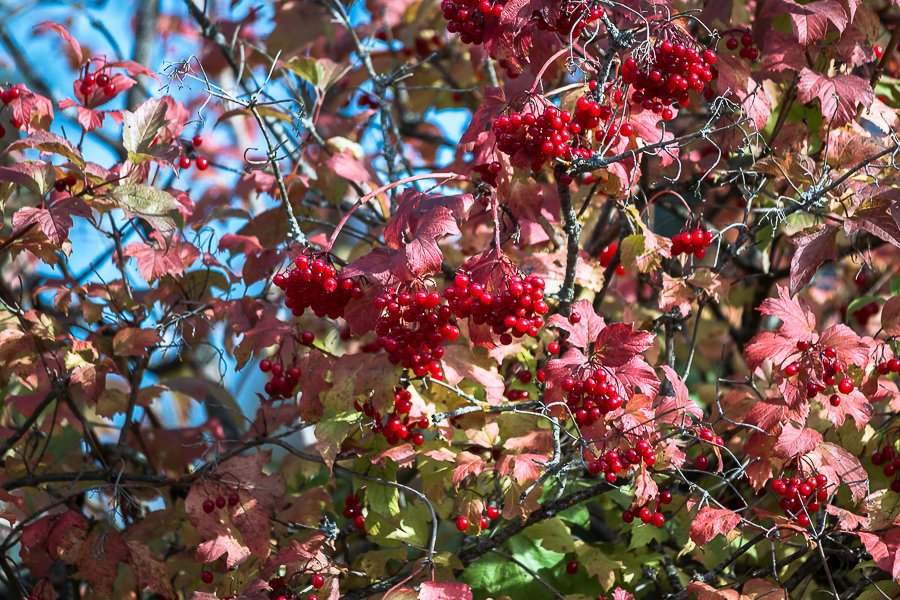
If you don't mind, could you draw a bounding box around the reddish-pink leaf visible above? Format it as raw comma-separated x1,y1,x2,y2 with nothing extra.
856,529,900,580
824,388,871,429
461,87,505,146
547,299,607,350
593,323,655,368
764,0,849,46
112,328,160,357
126,541,175,599
818,323,869,368
883,296,900,337
685,582,741,600
825,503,869,530
497,453,546,485
757,284,816,339
797,68,874,125
124,233,200,282
4,130,83,166
655,365,703,425
773,423,823,458
744,331,799,372
807,442,868,502
788,224,839,295
689,506,741,545
12,196,91,246
35,22,83,62
418,581,473,600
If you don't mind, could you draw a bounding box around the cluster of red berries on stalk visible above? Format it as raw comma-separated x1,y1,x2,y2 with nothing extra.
76,67,116,98
871,445,900,492
782,342,853,407
366,285,459,379
201,493,241,514
622,491,671,527
354,388,429,446
492,103,584,173
588,441,657,483
671,226,715,259
598,242,627,275
692,428,724,471
274,254,363,320
179,135,210,171
621,38,717,115
724,32,759,61
456,505,500,532
504,369,533,401
0,83,26,133
341,492,367,531
440,0,507,45
561,365,626,427
770,473,829,526
534,1,604,37
445,271,548,344
259,336,314,398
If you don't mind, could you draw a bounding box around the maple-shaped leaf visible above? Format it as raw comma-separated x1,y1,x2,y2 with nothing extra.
419,582,473,600
593,323,655,368
764,0,849,46
773,423,823,458
823,387,871,429
762,30,808,72
655,366,703,425
788,225,839,295
497,453,545,485
4,130,84,167
74,533,127,597
0,161,56,196
807,442,868,501
686,582,741,600
112,328,160,357
825,503,869,530
441,341,505,404
855,529,900,580
126,541,175,599
797,68,874,126
714,52,772,134
689,506,741,545
612,356,661,398
758,284,816,337
818,323,869,368
11,195,91,246
547,298,607,350
882,296,900,337
124,232,200,282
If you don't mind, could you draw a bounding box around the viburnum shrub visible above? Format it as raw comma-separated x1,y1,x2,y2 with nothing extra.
4,1,900,600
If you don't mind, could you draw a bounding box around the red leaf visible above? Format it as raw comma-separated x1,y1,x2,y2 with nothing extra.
825,503,869,530
325,149,371,183
497,453,546,485
744,331,799,372
685,582,741,600
418,581,473,600
4,130,83,166
112,328,160,357
124,233,200,282
882,296,900,337
12,196,91,246
757,284,816,339
788,225,839,295
35,22,83,62
460,87,505,146
593,323,655,368
764,0,849,46
818,323,869,368
547,298,607,350
655,365,703,425
127,541,175,599
773,423,822,458
75,534,127,597
689,506,741,545
797,68,874,126
856,529,900,580
0,161,56,195
807,442,868,502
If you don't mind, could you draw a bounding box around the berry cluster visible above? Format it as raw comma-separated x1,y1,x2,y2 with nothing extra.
341,492,367,531
354,388,429,446
178,135,211,171
621,40,717,116
76,67,116,99
534,1,604,38
559,358,625,426
671,226,715,259
444,272,548,345
587,441,657,483
770,474,829,526
871,445,900,492
367,285,459,378
201,493,241,514
455,506,499,533
258,333,315,398
492,104,582,173
504,369,533,401
598,242,627,275
263,574,323,600
274,254,362,319
622,491,671,527
781,342,854,406
440,0,506,46
472,160,502,187
724,32,759,61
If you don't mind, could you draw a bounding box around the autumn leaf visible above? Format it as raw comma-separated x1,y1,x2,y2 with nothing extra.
689,506,741,545
419,581,473,600
788,225,839,295
797,68,874,125
112,327,160,357
773,423,823,458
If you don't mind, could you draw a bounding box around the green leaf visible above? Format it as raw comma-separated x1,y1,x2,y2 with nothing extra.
575,542,622,591
890,274,900,296
523,517,575,553
363,464,401,518
122,98,168,156
627,520,665,550
284,56,350,91
313,408,356,470
110,184,182,240
557,504,590,528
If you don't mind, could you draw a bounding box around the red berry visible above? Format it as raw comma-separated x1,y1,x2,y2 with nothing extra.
741,33,754,47
651,512,665,527
311,574,325,589
829,395,841,407
569,311,581,324
103,83,116,95
354,515,365,529
784,362,799,377
565,560,578,574
301,330,315,345
179,156,191,169
486,506,500,520
456,516,469,531
480,516,489,530
660,491,672,504
202,499,215,513
215,495,226,509
694,455,709,470
96,73,110,86
201,570,214,584
837,378,854,394
875,45,884,59
228,493,240,506
196,157,210,170
622,509,634,523
192,135,203,147
796,513,810,527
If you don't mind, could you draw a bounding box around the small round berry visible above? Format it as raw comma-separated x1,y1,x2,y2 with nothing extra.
103,83,116,96
178,156,192,169
569,311,581,324
201,570,214,584
480,516,489,530
622,509,634,523
875,45,884,59
456,516,469,531
741,33,754,47
192,135,203,147
660,491,672,504
311,574,325,589
202,499,215,513
837,378,854,394
548,342,560,354
565,560,578,574
796,513,810,527
829,394,841,407
487,506,500,520
354,514,365,529
784,362,800,377
651,512,665,527
196,157,210,170
228,493,240,506
215,495,226,509
301,330,315,345
694,455,709,470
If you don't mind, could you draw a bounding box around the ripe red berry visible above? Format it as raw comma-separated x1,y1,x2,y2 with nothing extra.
201,570,214,584
694,455,709,470
699,429,715,442
202,499,215,513
660,491,672,504
548,342,560,354
354,515,365,529
456,516,469,531
622,509,634,523
565,560,578,574
875,45,884,59
192,135,203,147
726,37,739,50
96,73,110,86
796,513,810,527
741,33,754,47
783,362,799,377
837,378,854,394
480,516,489,530
311,574,325,589
228,493,240,506
179,156,192,169
569,311,581,324
301,330,315,345
486,506,500,520
215,495,226,509
651,512,665,527
829,394,841,407
103,83,116,95
196,157,210,170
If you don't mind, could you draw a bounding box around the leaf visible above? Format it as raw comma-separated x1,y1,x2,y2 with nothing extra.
547,298,607,350
12,197,91,246
764,0,849,46
655,365,703,425
0,161,56,195
686,581,741,600
807,442,868,502
112,328,160,357
592,323,655,368
788,225,839,295
123,233,200,283
126,541,175,599
110,184,182,240
856,529,900,580
4,130,84,167
825,503,869,530
689,507,741,545
797,68,874,126
460,87,505,146
284,55,350,91
122,98,169,156
574,542,621,590
35,22,83,62
758,284,816,338
882,296,900,337
523,518,575,553
773,423,823,458
419,581,473,600
818,324,869,368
